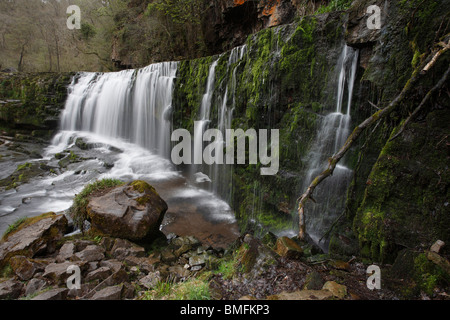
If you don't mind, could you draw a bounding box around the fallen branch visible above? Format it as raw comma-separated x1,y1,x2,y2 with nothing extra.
297,42,447,240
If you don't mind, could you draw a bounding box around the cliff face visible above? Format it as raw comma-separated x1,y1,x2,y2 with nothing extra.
202,0,298,54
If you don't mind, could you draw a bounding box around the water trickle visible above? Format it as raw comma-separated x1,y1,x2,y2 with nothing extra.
299,45,359,250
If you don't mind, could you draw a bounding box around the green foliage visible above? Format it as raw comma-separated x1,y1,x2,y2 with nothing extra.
80,23,97,41
140,277,211,300
2,216,28,239
68,178,124,230
315,0,353,14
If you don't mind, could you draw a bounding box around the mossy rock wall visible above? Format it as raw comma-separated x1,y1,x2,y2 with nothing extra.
338,0,450,263
0,72,73,137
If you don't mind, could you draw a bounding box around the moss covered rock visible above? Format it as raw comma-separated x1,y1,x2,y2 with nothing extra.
87,180,168,242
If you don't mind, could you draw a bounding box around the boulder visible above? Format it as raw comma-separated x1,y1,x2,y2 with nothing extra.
87,180,167,242
274,236,303,259
0,212,68,268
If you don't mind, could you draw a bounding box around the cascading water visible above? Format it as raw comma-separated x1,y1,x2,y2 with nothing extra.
210,45,247,202
299,45,359,250
192,45,247,204
60,62,178,158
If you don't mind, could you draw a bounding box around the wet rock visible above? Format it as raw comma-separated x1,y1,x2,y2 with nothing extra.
31,288,69,300
0,279,24,299
87,180,168,242
274,236,303,259
0,212,68,269
322,281,347,299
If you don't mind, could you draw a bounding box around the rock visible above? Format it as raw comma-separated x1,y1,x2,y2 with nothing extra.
31,288,68,300
189,254,206,267
110,238,146,260
274,236,303,259
139,272,161,289
345,0,384,47
56,242,76,262
85,267,112,282
9,255,36,281
24,278,47,297
236,235,278,279
169,265,190,280
328,260,351,271
74,245,105,262
91,285,123,300
430,240,445,254
0,212,68,268
123,256,157,273
87,180,168,241
100,259,124,273
0,279,24,299
83,269,129,299
322,281,348,299
267,289,333,300
303,271,324,290
42,261,85,286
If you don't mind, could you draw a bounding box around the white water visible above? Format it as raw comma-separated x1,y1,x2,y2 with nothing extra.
61,62,177,158
0,61,241,240
299,45,359,249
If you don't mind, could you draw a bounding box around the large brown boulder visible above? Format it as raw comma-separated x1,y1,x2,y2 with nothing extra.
0,212,68,269
87,180,168,242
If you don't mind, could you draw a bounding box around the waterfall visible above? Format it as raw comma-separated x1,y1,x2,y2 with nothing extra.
60,62,178,158
193,45,247,203
300,45,359,249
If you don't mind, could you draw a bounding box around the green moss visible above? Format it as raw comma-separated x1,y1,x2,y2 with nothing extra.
17,162,32,171
68,178,124,230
